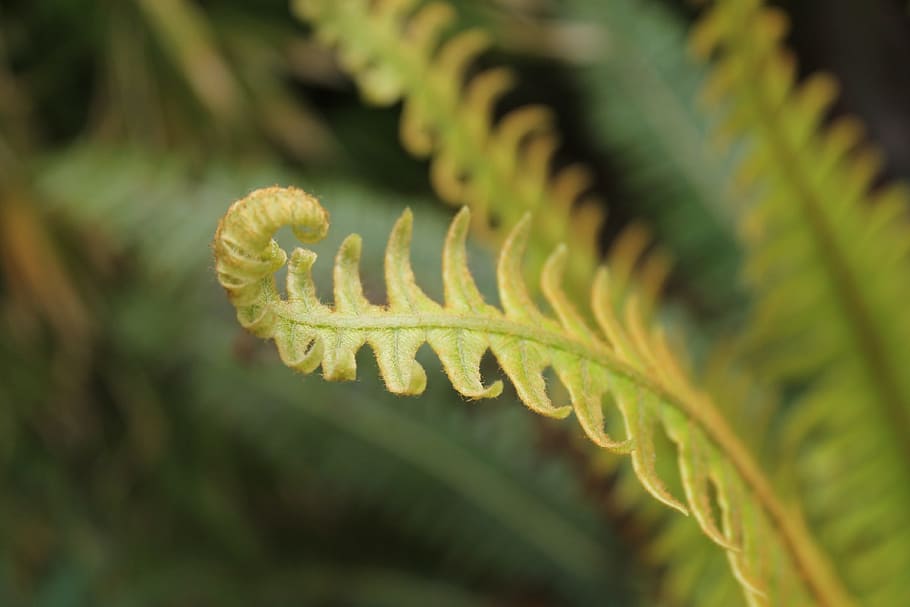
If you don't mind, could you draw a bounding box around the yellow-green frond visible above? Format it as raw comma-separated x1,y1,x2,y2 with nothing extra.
692,1,910,602
294,0,601,299
214,186,855,606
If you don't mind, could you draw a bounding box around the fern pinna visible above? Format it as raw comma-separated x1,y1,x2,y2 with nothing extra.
693,1,910,603
214,186,853,606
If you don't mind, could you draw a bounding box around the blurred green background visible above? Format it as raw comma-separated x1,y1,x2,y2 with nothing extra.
1,1,909,605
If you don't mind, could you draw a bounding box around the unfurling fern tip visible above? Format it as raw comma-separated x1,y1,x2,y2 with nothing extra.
213,186,853,606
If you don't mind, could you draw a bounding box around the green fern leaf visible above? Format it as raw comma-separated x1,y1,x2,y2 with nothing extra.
214,186,855,606
692,2,910,603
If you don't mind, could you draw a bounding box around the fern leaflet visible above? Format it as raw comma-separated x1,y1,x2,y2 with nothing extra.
214,186,854,606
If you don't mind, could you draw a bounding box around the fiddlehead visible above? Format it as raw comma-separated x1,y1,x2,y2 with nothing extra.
214,186,854,606
213,186,330,338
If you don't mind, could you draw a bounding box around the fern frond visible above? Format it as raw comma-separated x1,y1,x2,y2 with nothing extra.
294,0,601,297
291,2,767,597
34,146,635,603
692,2,910,602
214,186,855,606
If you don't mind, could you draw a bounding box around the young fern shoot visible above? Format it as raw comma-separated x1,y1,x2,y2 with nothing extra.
214,186,853,606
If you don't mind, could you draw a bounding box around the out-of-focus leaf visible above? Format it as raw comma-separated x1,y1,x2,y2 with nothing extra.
567,0,744,319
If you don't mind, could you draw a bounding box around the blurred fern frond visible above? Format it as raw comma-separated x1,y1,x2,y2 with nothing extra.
295,0,603,298
213,185,853,606
693,1,910,603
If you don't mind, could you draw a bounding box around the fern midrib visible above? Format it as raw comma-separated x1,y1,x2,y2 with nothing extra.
739,38,910,469
276,306,852,606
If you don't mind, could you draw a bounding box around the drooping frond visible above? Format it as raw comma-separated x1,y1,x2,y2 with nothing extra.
214,186,855,606
294,0,602,298
692,2,910,603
